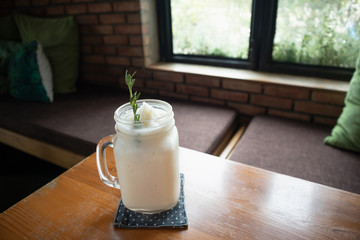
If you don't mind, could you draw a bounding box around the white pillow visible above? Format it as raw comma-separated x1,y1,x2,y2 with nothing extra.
36,41,53,102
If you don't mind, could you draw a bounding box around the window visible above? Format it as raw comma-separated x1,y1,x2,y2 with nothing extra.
157,0,360,80
171,0,252,59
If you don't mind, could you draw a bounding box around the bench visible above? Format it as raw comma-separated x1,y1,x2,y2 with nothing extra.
2,84,359,195
0,85,238,169
229,115,360,194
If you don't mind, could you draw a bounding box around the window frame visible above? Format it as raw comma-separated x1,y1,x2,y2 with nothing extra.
157,0,354,81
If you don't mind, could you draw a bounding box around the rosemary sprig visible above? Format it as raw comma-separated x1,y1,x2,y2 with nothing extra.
125,70,141,122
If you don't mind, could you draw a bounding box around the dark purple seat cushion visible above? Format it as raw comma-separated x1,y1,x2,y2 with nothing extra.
0,86,237,156
230,115,360,194
167,99,237,155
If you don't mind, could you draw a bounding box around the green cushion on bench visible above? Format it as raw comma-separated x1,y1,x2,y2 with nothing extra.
8,41,53,102
0,40,26,95
324,54,360,153
0,15,21,41
14,14,79,94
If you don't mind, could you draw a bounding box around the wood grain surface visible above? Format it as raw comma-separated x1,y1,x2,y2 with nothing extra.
0,147,359,239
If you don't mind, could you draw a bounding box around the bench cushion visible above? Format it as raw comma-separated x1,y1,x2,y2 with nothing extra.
0,87,237,156
230,115,360,194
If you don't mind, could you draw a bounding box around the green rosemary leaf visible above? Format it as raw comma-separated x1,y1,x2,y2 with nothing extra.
124,70,141,122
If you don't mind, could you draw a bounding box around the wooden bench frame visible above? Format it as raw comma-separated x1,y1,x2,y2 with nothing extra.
0,122,244,169
0,128,84,169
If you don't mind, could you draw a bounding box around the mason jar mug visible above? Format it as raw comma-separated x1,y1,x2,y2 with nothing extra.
96,99,180,214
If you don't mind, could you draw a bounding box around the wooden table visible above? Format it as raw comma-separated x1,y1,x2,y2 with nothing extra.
1,147,359,239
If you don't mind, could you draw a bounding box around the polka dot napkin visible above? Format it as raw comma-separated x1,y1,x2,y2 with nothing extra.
114,173,188,229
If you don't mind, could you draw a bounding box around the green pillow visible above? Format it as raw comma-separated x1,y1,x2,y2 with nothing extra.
14,13,78,94
324,54,360,153
9,40,53,102
0,15,21,41
0,40,25,68
0,40,26,95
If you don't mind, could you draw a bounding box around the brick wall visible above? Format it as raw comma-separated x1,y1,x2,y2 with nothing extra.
147,71,345,125
0,0,347,125
0,0,147,87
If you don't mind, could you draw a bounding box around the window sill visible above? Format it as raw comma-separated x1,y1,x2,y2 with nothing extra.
147,62,350,93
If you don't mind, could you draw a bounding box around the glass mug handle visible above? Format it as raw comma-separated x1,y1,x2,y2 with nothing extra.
96,135,120,189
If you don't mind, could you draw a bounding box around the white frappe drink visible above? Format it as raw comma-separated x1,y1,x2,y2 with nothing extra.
113,100,180,213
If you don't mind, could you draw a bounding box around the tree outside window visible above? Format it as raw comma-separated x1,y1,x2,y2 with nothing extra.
160,0,360,79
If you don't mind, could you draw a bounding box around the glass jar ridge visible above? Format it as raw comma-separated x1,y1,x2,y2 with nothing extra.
114,99,175,136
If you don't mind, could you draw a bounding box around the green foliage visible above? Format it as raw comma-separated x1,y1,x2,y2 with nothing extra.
124,70,141,122
172,0,360,69
171,0,252,59
273,0,360,68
